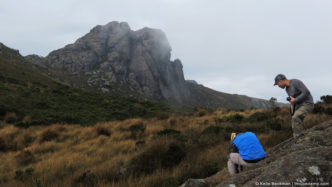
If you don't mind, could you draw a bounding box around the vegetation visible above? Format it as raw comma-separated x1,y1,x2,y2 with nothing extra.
0,104,330,186
1,44,331,186
0,44,171,126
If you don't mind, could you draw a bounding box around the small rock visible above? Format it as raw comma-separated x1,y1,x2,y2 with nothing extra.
307,166,320,175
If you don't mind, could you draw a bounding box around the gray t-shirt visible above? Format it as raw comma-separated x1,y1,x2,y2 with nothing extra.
286,79,314,105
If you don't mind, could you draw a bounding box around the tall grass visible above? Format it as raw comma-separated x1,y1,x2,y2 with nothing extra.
0,106,330,186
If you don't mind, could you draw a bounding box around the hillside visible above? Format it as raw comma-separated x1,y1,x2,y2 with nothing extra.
0,43,170,126
25,21,272,109
0,101,331,186
186,82,271,109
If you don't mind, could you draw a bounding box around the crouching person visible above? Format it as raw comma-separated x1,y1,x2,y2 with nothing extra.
227,132,265,175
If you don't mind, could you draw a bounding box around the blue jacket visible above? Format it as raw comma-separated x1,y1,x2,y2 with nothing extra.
232,132,266,161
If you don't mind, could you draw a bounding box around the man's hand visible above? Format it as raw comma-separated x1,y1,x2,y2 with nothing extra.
289,96,296,104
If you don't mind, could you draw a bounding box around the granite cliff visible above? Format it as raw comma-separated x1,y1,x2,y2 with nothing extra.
26,21,271,109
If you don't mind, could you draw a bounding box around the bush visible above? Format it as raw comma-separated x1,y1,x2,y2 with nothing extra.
14,169,24,181
197,109,208,117
17,133,35,149
157,128,181,137
249,112,270,122
40,129,58,142
0,136,6,151
168,118,177,126
313,104,325,114
202,126,224,135
4,112,17,124
325,107,332,115
129,140,186,175
96,126,111,137
199,126,228,146
14,168,35,181
267,118,282,131
128,122,146,139
219,114,244,122
76,170,98,186
0,105,6,119
128,122,146,132
14,121,30,128
321,95,332,104
15,150,35,166
161,142,186,168
273,107,281,113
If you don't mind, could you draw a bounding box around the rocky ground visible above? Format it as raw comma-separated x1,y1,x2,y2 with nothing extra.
181,119,332,187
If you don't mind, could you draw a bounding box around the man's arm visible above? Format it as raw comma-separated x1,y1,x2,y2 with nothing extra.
231,142,239,153
294,80,310,104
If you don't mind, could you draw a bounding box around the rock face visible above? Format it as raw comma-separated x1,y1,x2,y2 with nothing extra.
25,21,272,109
180,119,332,186
27,22,189,102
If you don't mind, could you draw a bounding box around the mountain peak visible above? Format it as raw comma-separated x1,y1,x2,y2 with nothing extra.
90,21,131,34
23,21,272,109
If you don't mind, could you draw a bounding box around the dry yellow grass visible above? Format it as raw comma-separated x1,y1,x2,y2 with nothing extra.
0,106,330,187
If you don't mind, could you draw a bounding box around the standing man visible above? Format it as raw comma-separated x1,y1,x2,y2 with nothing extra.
274,74,314,138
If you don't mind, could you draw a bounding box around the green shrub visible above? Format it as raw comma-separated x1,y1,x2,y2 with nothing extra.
249,112,269,122
15,150,35,166
325,107,332,115
4,112,17,124
168,118,177,126
129,141,186,175
157,128,181,137
96,127,111,137
128,122,146,139
14,121,30,128
199,126,228,146
76,170,98,186
267,118,282,131
40,129,58,142
313,104,325,114
128,122,146,133
135,140,145,147
25,167,34,176
0,105,6,119
202,126,224,135
273,107,281,113
321,95,332,104
161,142,186,168
197,109,208,117
220,114,244,122
14,169,24,181
0,136,6,151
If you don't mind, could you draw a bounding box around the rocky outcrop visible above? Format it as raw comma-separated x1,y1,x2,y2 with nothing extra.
181,119,332,186
24,21,272,109
28,22,190,102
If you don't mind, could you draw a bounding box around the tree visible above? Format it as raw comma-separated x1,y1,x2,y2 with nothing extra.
321,95,332,104
269,97,277,108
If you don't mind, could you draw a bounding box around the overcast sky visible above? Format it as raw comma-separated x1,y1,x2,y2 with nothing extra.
1,0,331,103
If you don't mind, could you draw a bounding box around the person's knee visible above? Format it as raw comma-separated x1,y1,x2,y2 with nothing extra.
292,115,301,122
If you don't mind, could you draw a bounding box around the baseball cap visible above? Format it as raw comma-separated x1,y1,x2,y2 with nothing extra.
274,74,286,86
